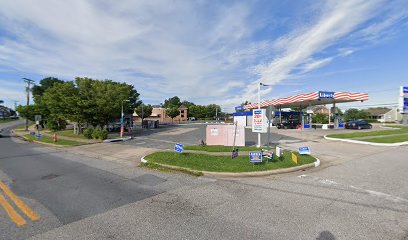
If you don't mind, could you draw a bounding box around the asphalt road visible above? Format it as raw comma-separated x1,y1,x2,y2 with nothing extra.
122,123,300,149
1,121,408,239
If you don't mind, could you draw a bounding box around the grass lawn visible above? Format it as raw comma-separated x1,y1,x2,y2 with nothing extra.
52,130,88,139
327,127,408,139
0,119,18,124
144,151,315,172
363,135,408,143
24,134,84,146
184,145,272,152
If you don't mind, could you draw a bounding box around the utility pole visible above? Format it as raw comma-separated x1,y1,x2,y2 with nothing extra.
22,78,35,131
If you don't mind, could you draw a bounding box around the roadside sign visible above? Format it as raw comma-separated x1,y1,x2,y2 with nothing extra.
249,152,263,163
400,86,408,114
35,134,42,139
298,147,311,155
276,146,281,157
291,153,298,164
231,148,239,159
252,109,267,133
265,105,275,120
174,143,184,153
34,115,41,122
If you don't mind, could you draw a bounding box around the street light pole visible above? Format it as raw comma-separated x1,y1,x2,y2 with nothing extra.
22,78,35,131
121,100,130,137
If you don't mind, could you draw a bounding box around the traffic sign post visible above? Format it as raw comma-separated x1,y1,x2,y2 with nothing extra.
266,105,275,147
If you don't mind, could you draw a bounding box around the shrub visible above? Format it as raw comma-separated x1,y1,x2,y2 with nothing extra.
91,129,108,140
98,129,108,140
47,118,67,131
83,128,94,139
92,130,100,139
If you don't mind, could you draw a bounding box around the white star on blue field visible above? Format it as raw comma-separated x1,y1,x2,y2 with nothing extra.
0,0,407,111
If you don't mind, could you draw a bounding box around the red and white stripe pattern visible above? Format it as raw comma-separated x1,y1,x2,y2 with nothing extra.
333,92,368,101
245,91,368,110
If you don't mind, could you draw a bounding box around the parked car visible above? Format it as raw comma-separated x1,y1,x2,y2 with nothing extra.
345,120,372,130
276,120,301,129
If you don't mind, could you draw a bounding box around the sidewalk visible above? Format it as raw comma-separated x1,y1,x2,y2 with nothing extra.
63,143,157,166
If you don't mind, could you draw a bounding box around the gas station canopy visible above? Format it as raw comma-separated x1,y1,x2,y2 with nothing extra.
245,91,369,109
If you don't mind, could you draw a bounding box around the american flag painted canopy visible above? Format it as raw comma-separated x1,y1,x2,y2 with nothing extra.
245,91,369,110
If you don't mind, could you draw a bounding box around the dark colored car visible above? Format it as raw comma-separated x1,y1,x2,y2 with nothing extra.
276,120,301,129
345,120,372,130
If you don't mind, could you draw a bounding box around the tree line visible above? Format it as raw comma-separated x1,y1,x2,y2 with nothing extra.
17,77,140,131
16,77,225,132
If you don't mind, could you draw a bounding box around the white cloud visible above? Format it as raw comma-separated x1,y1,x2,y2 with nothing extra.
0,0,406,112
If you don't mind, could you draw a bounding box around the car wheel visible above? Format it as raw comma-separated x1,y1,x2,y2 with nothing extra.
358,126,362,130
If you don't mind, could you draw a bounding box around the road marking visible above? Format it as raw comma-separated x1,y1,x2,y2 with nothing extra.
0,181,40,221
298,174,408,204
0,192,26,227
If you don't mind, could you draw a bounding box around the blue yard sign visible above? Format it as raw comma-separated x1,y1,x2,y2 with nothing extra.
249,152,263,163
299,147,311,155
35,134,42,140
174,143,184,153
232,149,239,159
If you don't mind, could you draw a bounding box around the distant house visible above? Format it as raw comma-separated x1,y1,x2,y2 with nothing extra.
133,105,188,123
312,105,329,115
0,105,12,119
364,107,402,123
382,108,403,123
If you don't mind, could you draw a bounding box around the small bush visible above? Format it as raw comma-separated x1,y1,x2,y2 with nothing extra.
98,129,108,140
91,129,108,140
92,130,100,139
83,128,94,139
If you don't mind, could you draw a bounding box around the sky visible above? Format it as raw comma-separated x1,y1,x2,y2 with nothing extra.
0,0,407,112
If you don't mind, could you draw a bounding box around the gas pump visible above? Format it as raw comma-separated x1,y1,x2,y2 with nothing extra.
335,113,344,128
302,113,311,129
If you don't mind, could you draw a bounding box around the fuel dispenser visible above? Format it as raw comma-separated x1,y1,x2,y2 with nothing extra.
335,113,344,128
302,113,311,129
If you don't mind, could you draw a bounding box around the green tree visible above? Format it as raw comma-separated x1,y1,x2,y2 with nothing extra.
163,96,181,108
312,113,328,124
135,103,153,120
167,107,179,124
32,77,64,101
205,104,222,119
15,105,38,121
75,77,140,127
40,81,79,131
189,105,206,119
343,108,368,121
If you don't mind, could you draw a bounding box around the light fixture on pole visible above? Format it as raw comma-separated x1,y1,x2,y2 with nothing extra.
22,78,35,131
121,100,130,137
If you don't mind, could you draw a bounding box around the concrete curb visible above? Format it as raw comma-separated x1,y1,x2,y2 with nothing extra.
323,135,408,147
140,156,320,178
103,137,132,143
17,134,94,148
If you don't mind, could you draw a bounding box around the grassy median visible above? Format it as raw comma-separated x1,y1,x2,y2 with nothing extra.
144,151,315,172
326,125,408,143
24,134,84,146
184,145,272,152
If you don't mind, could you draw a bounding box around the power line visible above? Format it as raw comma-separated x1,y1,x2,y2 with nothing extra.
339,102,399,108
